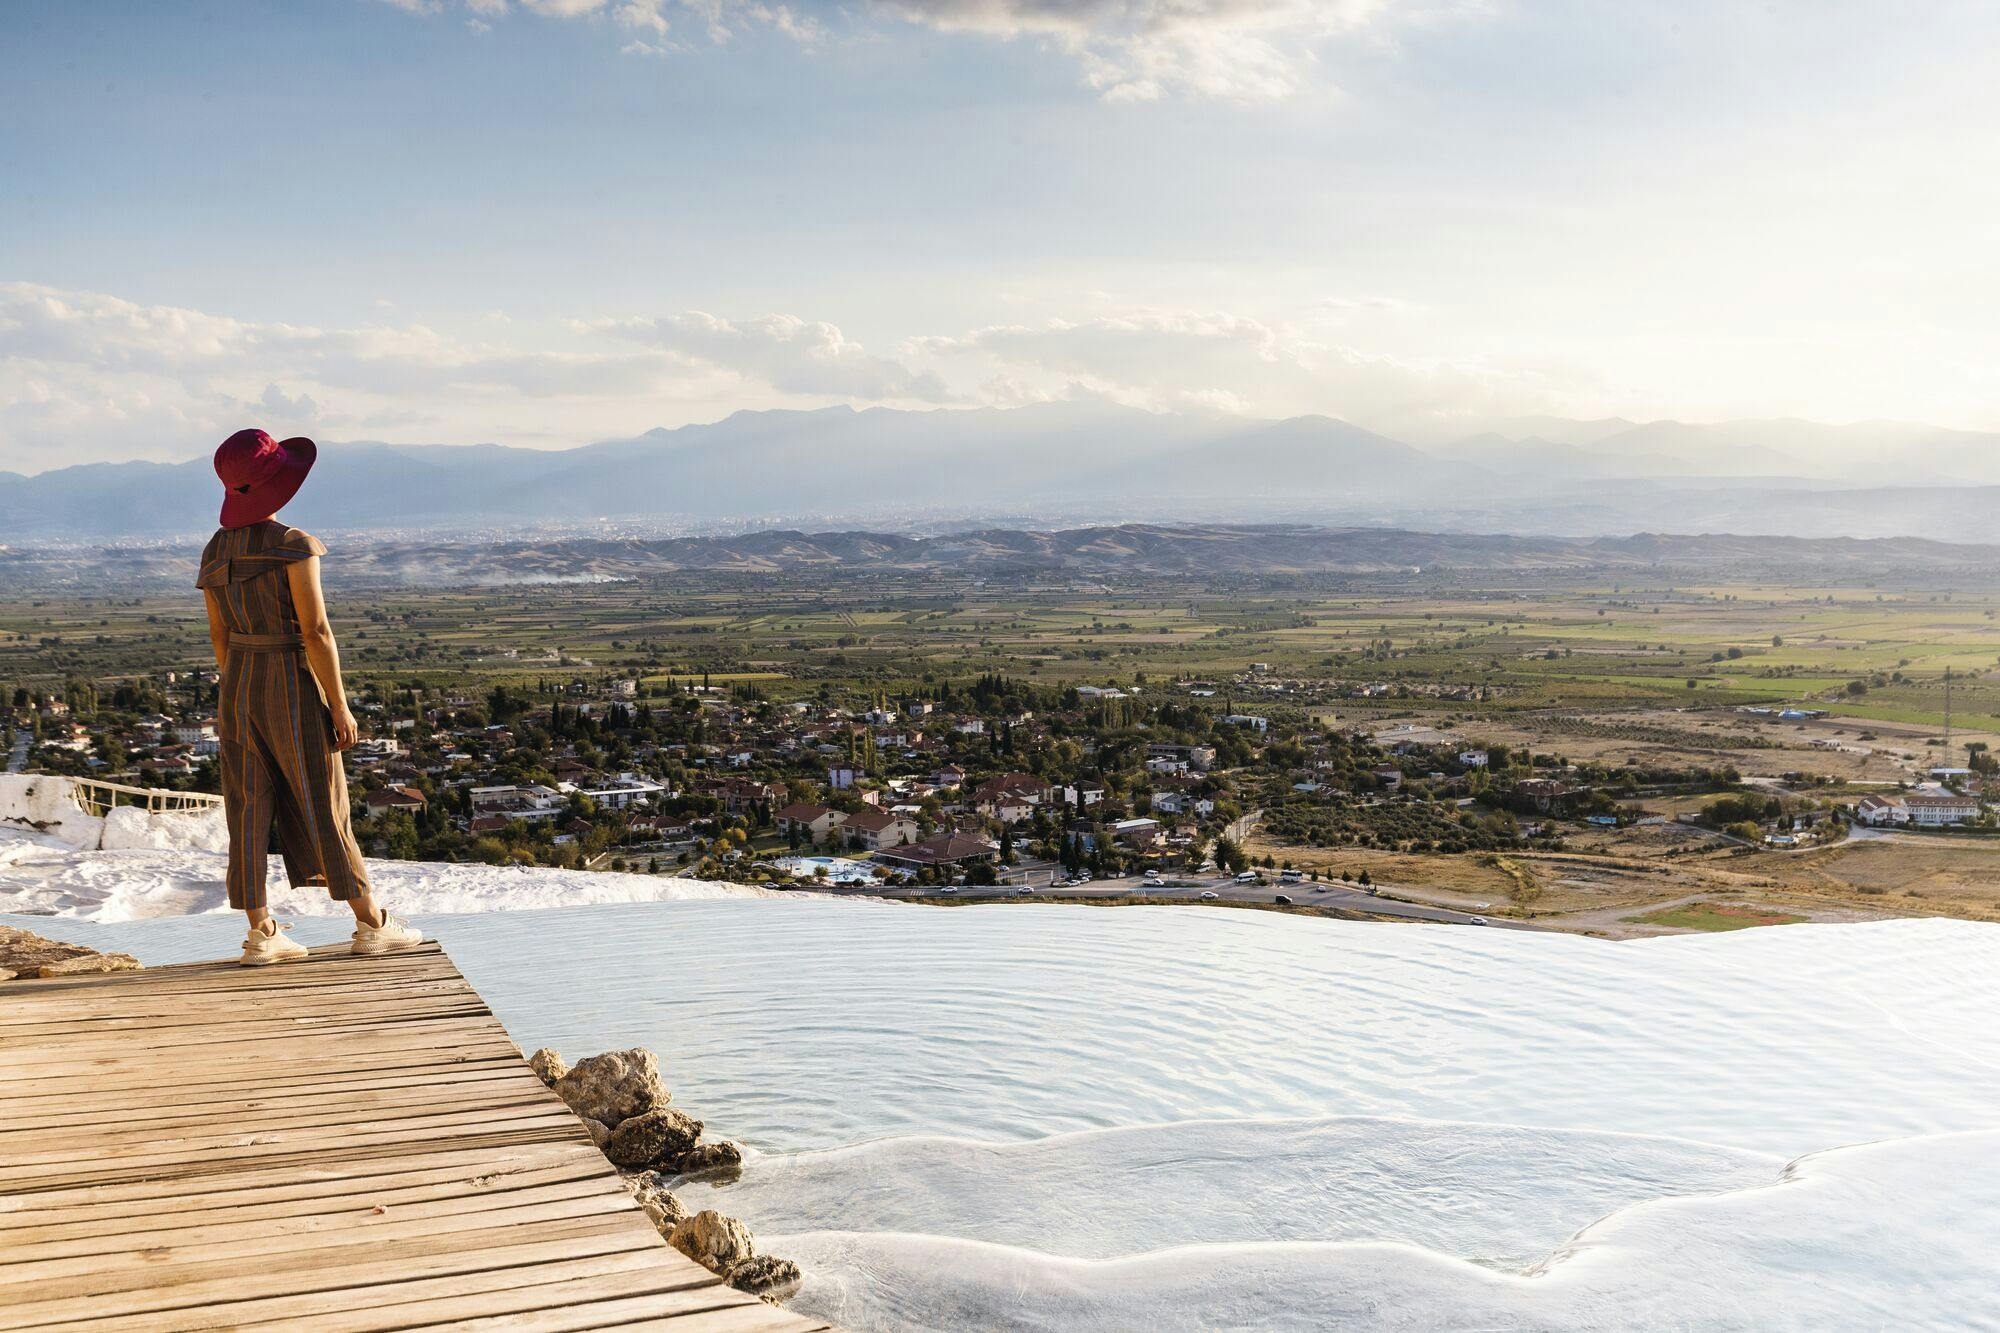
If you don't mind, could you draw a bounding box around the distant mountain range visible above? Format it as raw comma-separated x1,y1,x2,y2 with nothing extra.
3,402,1997,542
8,524,1999,594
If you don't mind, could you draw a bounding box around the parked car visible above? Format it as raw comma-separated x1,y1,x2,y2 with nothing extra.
1280,868,1303,882
1234,870,1259,884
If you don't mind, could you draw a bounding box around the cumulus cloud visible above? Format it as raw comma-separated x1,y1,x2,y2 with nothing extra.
593,311,955,403
374,0,1420,97
875,0,1395,100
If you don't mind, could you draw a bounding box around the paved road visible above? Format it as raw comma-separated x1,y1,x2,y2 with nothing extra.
4,727,28,774
870,871,1546,930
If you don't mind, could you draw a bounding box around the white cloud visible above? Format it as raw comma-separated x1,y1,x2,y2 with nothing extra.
0,284,959,468
915,307,1564,429
875,0,1395,101
593,311,955,403
372,0,1417,98
615,0,672,35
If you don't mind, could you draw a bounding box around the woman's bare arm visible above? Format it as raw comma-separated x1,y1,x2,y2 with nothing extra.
285,556,358,750
202,589,231,673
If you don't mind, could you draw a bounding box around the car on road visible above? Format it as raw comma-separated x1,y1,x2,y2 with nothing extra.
1274,894,1293,905
1200,890,1220,900
1143,869,1160,880
940,886,958,895
1468,915,1489,925
1017,885,1036,895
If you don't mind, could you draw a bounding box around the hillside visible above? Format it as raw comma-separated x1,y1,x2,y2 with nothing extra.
6,403,1999,542
9,524,1998,593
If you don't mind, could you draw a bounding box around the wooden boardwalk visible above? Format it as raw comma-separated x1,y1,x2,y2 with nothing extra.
0,942,830,1332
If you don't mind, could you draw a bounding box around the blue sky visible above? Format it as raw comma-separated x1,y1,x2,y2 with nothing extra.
3,0,1996,469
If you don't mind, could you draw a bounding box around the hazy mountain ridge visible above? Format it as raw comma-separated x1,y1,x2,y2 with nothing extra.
8,524,1998,594
3,403,1995,541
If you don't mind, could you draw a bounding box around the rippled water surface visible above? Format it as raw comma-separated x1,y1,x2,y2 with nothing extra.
12,903,2000,1330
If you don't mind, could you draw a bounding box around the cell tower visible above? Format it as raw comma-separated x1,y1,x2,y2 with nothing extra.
1941,667,1954,772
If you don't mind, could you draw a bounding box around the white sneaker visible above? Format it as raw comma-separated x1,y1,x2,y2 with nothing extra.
240,920,309,967
352,909,424,956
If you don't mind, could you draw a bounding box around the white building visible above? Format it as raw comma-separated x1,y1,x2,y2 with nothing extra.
571,775,669,811
1905,794,1983,827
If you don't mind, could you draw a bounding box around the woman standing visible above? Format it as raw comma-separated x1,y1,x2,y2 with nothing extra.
199,429,422,965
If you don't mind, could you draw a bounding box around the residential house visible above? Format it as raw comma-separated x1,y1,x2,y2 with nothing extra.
1852,794,1909,827
843,806,921,851
364,785,427,814
776,803,847,844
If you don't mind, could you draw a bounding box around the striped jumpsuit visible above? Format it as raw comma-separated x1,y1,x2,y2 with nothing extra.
197,522,371,911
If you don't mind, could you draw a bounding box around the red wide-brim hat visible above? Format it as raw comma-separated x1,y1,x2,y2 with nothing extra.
215,429,316,529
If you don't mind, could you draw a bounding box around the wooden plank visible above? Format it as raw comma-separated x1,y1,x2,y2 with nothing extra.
416,1285,793,1333
0,1188,644,1286
0,945,818,1331
0,1072,556,1136
0,1157,608,1244
0,1174,620,1265
226,1265,728,1332
0,1120,588,1194
0,1065,535,1133
0,1052,528,1104
0,1142,613,1221
47,1247,678,1333
0,1216,665,1327
0,1101,580,1175
0,1016,519,1068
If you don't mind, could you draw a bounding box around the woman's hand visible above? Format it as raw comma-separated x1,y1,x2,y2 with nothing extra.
330,703,359,752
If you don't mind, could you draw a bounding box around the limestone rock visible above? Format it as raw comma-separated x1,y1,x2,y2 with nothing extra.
0,967,15,982
552,1047,665,1128
580,1117,613,1148
726,1254,802,1301
527,1047,567,1086
629,1172,689,1232
604,1106,702,1169
34,952,142,976
662,1139,744,1179
1,925,141,978
667,1210,753,1274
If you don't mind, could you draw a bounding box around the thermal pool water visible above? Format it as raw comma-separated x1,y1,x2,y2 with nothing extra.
6,895,1998,1330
